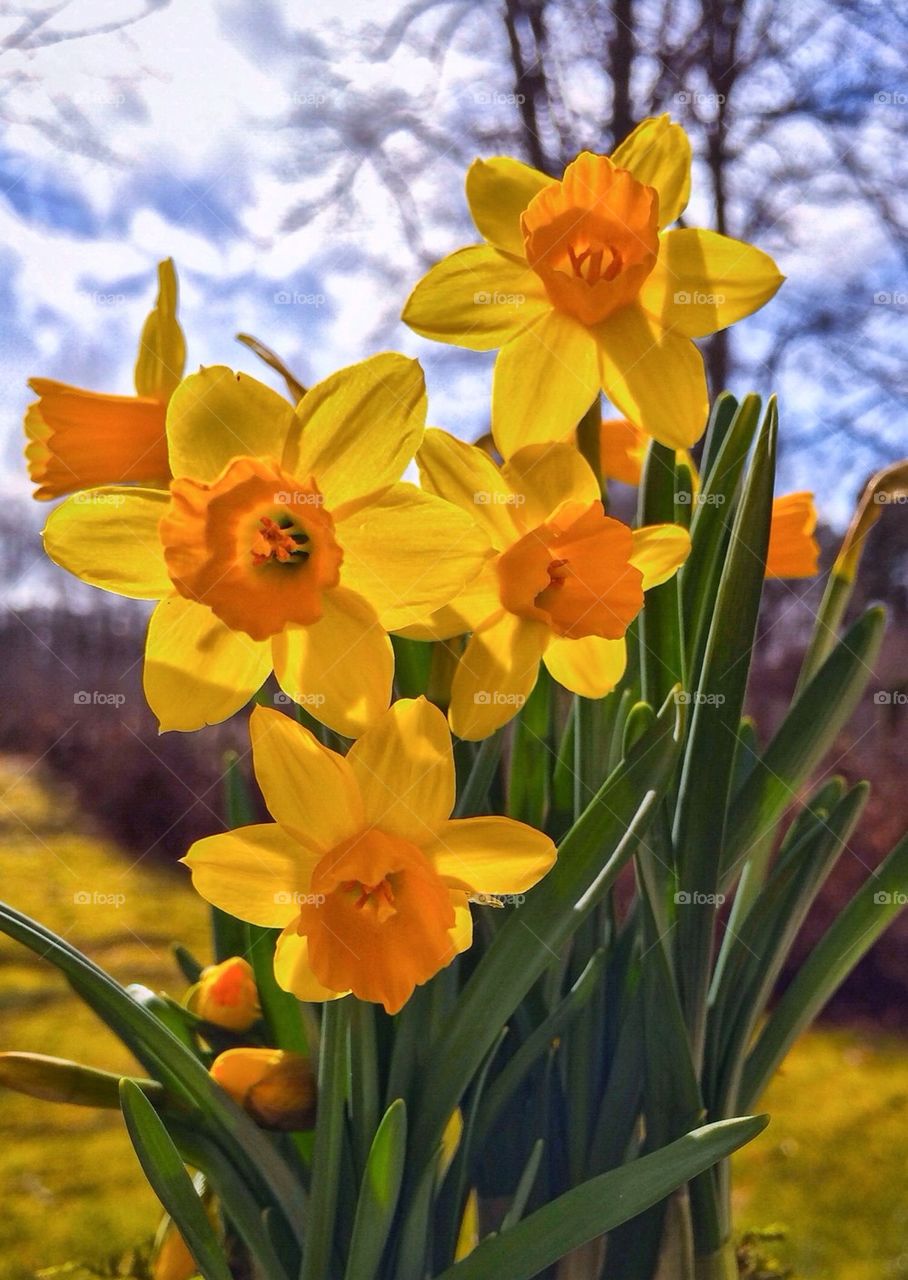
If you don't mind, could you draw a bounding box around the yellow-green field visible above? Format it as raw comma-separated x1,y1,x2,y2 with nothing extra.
1,758,906,1278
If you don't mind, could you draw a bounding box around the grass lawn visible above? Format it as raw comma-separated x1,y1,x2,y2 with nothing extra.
1,756,906,1278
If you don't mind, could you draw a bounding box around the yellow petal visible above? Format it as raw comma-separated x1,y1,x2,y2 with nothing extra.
492,310,600,460
610,114,691,229
426,816,555,894
449,612,549,740
43,488,171,599
134,258,186,402
182,824,312,927
271,587,393,738
396,563,501,641
249,704,363,851
167,366,297,482
638,229,784,338
598,418,648,487
596,303,708,449
766,493,819,579
144,597,271,731
501,441,600,526
418,428,518,547
337,483,491,631
402,245,548,351
543,635,627,699
449,900,473,958
287,354,425,508
455,1189,480,1261
465,155,549,254
346,696,455,845
630,524,691,589
274,927,350,1002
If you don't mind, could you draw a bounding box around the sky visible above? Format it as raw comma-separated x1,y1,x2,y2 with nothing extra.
0,0,903,530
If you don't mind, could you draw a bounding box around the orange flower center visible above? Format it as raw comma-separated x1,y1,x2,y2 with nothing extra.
496,501,644,639
294,827,457,1014
208,961,251,1007
521,153,659,326
161,456,343,641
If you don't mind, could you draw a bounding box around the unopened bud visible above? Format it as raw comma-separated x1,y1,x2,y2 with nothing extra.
187,957,260,1031
209,1048,316,1131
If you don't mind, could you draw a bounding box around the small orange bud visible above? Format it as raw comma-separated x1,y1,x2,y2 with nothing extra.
187,957,260,1032
153,1221,198,1280
209,1048,316,1131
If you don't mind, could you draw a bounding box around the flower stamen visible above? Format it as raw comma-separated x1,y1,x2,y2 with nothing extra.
251,516,309,566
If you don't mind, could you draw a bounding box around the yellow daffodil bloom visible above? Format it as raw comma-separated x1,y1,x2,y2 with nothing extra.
412,432,690,739
766,492,819,578
186,956,260,1032
183,700,556,1014
209,1047,316,1130
25,259,185,500
403,115,783,457
42,354,487,737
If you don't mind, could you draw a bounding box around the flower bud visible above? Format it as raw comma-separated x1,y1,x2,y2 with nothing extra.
153,1222,198,1280
187,957,260,1031
209,1048,316,1131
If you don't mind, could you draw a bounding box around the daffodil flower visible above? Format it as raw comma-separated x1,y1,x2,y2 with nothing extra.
183,700,556,1014
25,259,185,500
412,431,690,739
209,1047,316,1130
43,354,488,737
403,115,783,457
766,492,819,578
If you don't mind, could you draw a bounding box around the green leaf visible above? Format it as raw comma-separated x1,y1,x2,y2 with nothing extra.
698,392,740,481
673,399,776,1063
500,1140,544,1233
119,1079,232,1280
742,828,908,1109
431,1117,767,1280
721,606,885,887
409,697,680,1180
681,394,762,688
639,443,685,708
344,1100,407,1280
508,672,552,827
301,998,350,1280
392,635,432,699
